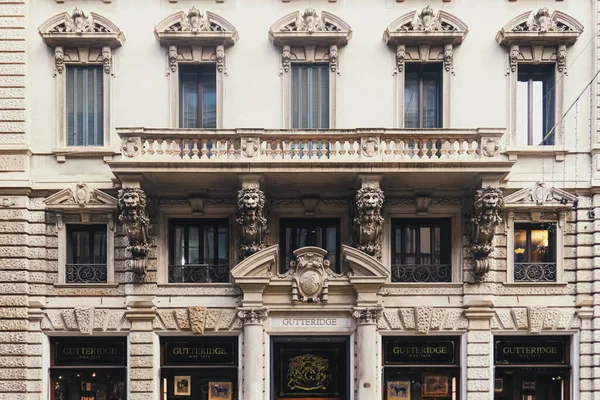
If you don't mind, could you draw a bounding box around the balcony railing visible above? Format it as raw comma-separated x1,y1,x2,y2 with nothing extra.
168,264,230,283
391,264,452,283
514,262,557,282
66,264,107,284
117,128,505,164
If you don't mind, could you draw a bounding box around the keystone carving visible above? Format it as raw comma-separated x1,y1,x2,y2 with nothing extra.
514,8,567,33
353,187,385,259
237,308,269,324
351,308,382,324
283,8,326,32
398,6,453,32
168,7,213,33
51,8,108,33
188,306,207,334
288,247,339,304
236,187,268,259
118,188,150,278
470,187,504,276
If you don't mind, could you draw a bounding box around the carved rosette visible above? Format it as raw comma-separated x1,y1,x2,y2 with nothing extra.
236,187,268,259
288,247,338,304
470,187,504,276
351,308,383,325
118,188,150,278
237,308,269,325
353,187,385,259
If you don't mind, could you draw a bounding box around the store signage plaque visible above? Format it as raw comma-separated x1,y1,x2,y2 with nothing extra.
384,340,456,365
164,339,237,366
54,340,126,366
270,316,352,329
495,340,565,365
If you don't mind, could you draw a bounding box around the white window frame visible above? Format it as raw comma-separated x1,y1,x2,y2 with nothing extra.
44,183,117,286
383,7,468,128
38,9,125,162
496,8,583,160
154,8,239,129
269,8,352,129
382,198,463,284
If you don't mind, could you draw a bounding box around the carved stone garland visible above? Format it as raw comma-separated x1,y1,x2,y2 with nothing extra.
236,187,268,259
118,188,150,278
286,247,340,304
470,187,504,277
353,187,385,259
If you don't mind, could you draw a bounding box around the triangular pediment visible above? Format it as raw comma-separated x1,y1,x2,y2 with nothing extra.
154,8,238,47
39,8,125,48
504,182,577,209
496,8,583,46
45,183,117,212
269,8,352,46
383,7,468,46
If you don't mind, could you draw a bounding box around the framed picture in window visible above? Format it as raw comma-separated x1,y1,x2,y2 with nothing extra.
494,378,504,393
209,381,232,400
422,375,449,396
387,380,410,399
174,376,191,396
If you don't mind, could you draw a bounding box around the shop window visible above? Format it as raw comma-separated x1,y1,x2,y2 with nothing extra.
404,64,443,129
66,224,108,284
291,64,330,129
179,64,217,129
516,64,555,146
50,338,127,400
279,218,340,273
513,223,556,282
271,336,349,400
494,336,570,400
161,337,238,400
169,219,229,283
383,337,460,400
390,219,452,283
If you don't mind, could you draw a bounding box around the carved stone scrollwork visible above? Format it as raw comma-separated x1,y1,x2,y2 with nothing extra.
557,45,566,73
288,247,339,304
281,45,291,74
481,137,500,157
284,8,326,33
54,46,64,75
168,46,178,73
443,44,453,72
122,137,141,158
351,307,383,325
470,187,504,276
514,8,566,33
353,187,385,259
329,45,338,73
509,45,519,73
216,45,225,73
118,188,150,278
168,7,214,33
236,187,268,259
237,308,269,325
241,137,260,158
396,45,405,73
51,8,108,34
361,138,379,157
102,46,111,75
398,6,454,33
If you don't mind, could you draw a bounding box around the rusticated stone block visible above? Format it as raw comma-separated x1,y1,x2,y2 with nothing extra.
218,309,237,331
61,309,77,330
130,344,153,356
204,308,221,330
157,310,177,330
430,308,445,330
93,309,108,331
383,310,402,330
75,307,93,334
415,306,433,334
175,309,190,329
107,311,126,330
527,306,546,333
400,309,415,329
512,308,528,329
543,309,559,330
0,319,27,331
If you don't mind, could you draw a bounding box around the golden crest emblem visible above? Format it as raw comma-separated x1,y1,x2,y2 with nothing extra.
287,354,331,391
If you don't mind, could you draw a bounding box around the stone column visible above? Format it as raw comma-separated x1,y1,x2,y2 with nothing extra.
464,299,495,400
352,308,382,399
238,308,269,400
126,301,157,400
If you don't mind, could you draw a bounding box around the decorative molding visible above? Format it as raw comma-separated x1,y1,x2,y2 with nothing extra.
41,308,130,333
351,307,383,325
287,247,341,304
118,188,150,278
54,46,64,75
353,186,385,259
270,8,352,45
491,307,579,333
377,307,467,332
154,308,241,332
504,182,578,209
154,8,238,46
237,308,269,325
470,187,504,277
188,306,207,334
236,187,268,259
45,182,118,211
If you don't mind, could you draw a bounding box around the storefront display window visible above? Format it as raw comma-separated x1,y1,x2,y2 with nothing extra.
494,336,570,400
382,337,460,400
50,338,127,400
161,337,239,400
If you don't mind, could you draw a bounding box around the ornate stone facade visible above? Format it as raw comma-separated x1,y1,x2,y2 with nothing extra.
470,187,504,276
236,187,268,259
353,187,385,259
118,188,150,277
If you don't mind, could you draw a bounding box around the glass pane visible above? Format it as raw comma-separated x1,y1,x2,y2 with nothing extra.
203,225,215,264
422,71,441,128
433,226,441,264
404,70,419,128
531,81,544,145
291,66,300,128
188,227,200,264
202,68,217,129
297,227,308,248
393,228,402,264
180,73,198,128
404,226,416,264
530,229,549,263
73,231,90,264
76,69,84,146
514,229,527,263
419,226,431,264
52,370,126,400
516,81,529,146
174,226,185,265
543,72,556,145
325,226,337,270
93,230,107,264
217,226,228,266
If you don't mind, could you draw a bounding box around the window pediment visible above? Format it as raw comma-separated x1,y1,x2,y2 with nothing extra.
496,8,583,46
383,6,468,46
154,7,238,47
269,8,352,46
504,182,577,210
45,182,117,213
38,8,125,48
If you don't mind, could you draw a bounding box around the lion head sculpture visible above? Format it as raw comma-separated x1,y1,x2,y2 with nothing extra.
353,187,385,258
470,187,504,276
118,188,150,270
236,187,268,259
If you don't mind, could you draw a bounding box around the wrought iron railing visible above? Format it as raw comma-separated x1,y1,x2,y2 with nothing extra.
65,264,107,284
391,264,452,283
168,264,230,283
514,262,557,282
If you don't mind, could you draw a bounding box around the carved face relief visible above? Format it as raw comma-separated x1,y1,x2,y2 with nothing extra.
242,193,258,211
123,192,140,209
481,192,499,212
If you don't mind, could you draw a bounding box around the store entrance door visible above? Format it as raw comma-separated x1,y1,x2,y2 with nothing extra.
494,371,569,400
271,336,349,400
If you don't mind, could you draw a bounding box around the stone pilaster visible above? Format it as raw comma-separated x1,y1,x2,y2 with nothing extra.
592,192,600,399
351,307,382,400
576,295,594,400
464,299,495,400
126,300,157,400
238,307,268,400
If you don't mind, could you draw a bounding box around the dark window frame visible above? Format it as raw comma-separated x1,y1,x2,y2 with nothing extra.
517,64,556,146
66,224,107,265
178,64,217,129
404,63,443,129
290,63,330,129
513,222,557,264
66,65,104,147
279,218,340,274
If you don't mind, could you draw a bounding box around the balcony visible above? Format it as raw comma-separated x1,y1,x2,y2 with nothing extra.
110,128,513,195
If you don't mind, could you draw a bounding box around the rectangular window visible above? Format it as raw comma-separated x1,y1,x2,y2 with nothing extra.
169,219,229,283
179,64,217,129
291,64,329,129
279,218,339,273
404,64,442,128
516,64,556,146
391,218,452,282
66,224,107,283
66,66,104,146
513,223,557,282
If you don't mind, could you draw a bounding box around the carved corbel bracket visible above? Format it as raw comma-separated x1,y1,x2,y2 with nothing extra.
236,185,268,259
443,44,453,73
509,44,519,73
54,46,64,75
118,187,150,278
102,46,112,75
168,45,178,73
353,178,385,259
329,44,338,73
216,45,225,74
470,187,504,277
281,45,291,74
395,44,405,74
